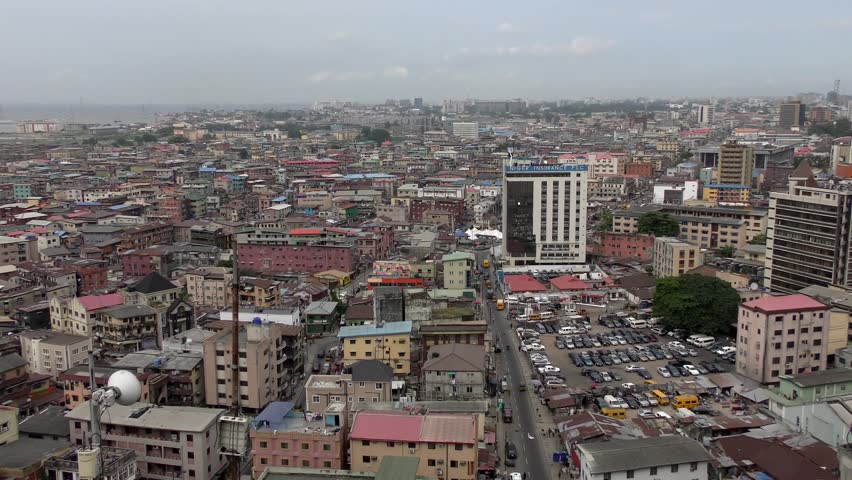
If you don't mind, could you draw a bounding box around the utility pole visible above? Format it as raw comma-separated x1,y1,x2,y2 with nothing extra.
229,239,241,480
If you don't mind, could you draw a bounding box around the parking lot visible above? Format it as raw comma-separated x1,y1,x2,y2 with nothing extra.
515,312,736,418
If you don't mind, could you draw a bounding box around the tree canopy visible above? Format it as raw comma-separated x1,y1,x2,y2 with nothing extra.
748,233,767,246
809,118,852,137
359,127,391,144
653,274,740,336
596,211,613,232
637,211,680,237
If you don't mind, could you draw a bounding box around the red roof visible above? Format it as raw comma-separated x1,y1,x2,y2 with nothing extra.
350,411,475,444
350,411,424,442
289,228,323,235
550,274,591,291
77,292,124,312
742,294,827,314
503,274,547,293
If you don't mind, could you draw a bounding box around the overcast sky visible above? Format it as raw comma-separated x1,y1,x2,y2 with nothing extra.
3,0,852,104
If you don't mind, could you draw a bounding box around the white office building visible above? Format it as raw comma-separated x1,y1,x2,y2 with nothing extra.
452,122,479,140
502,163,588,266
697,104,715,125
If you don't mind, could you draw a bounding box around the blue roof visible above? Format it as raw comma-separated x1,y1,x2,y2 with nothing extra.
343,173,396,180
679,161,699,168
224,175,242,180
108,204,130,210
199,167,217,172
253,401,296,430
705,184,750,189
338,321,412,339
77,202,102,206
272,196,288,202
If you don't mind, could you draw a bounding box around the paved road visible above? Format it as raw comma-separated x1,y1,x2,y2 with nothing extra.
476,250,550,480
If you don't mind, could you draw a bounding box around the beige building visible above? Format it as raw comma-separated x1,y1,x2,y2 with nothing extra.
0,406,18,446
422,344,486,401
67,402,227,480
442,252,475,290
653,237,701,278
19,330,91,378
718,142,754,186
736,294,831,384
305,360,394,419
0,235,37,265
349,410,478,479
182,266,232,308
613,205,766,245
50,292,124,336
96,304,159,353
203,322,303,413
338,321,412,376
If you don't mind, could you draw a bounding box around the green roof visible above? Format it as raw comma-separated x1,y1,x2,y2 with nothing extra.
441,251,475,262
376,456,421,480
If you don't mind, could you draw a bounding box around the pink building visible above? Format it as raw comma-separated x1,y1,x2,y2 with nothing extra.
238,244,354,274
250,401,346,477
736,294,831,384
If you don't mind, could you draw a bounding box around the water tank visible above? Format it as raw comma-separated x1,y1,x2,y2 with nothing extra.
77,447,100,479
219,416,249,455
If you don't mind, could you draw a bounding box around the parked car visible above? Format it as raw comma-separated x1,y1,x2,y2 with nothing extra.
505,442,517,467
624,364,642,372
657,366,671,378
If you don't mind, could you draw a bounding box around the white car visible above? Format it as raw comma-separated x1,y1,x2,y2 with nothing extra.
510,473,523,480
715,346,736,355
600,372,612,382
543,365,561,373
527,344,546,351
654,410,672,419
621,382,636,390
624,364,642,372
657,366,672,378
683,364,700,376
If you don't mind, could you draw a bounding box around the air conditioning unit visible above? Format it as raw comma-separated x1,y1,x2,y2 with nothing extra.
436,469,444,476
371,456,378,461
409,448,416,454
437,459,444,465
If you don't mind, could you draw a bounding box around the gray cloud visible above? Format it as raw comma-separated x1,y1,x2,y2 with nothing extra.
496,22,523,34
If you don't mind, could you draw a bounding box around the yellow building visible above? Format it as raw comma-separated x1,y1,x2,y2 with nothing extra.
50,292,124,336
653,237,702,278
338,321,412,375
442,251,476,289
349,410,478,480
0,406,19,445
702,184,751,203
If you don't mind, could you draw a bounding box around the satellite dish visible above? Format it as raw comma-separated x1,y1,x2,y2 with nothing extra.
749,283,759,291
107,370,142,406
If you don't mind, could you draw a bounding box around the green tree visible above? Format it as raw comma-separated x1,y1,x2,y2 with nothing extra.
155,126,174,137
168,135,189,144
368,128,391,143
82,137,98,145
135,132,158,144
719,245,736,258
809,118,852,137
285,123,302,139
637,211,680,237
112,137,132,147
653,275,740,335
216,259,233,268
596,211,613,232
748,233,767,246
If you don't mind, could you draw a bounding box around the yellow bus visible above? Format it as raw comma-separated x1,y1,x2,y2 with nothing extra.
652,390,669,406
482,259,490,269
496,299,505,310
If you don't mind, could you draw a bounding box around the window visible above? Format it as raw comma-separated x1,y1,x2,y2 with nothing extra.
649,467,657,475
323,461,332,468
260,458,268,465
690,462,698,471
349,339,355,344
375,383,383,390
280,442,289,449
787,341,794,348
428,459,436,466
774,330,782,336
301,443,309,450
428,443,436,450
671,464,679,473
814,339,822,346
408,442,416,449
302,460,310,467
387,442,395,447
454,444,463,451
603,474,611,480
626,470,634,479
450,460,458,468
362,441,370,446
362,456,371,464
772,357,780,364
312,395,320,403
259,441,267,449
280,459,289,466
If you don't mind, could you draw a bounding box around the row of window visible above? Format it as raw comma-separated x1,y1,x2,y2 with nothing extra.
601,461,699,479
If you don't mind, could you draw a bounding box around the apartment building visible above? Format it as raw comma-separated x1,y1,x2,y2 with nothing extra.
613,206,757,249
653,237,702,278
305,361,394,416
112,350,206,407
0,235,37,264
702,184,751,203
50,292,124,336
422,344,486,401
18,330,90,378
95,304,159,353
718,142,754,187
250,401,347,477
203,322,303,412
765,183,852,294
779,100,806,129
67,402,227,480
236,229,355,275
736,294,831,384
338,321,412,376
451,122,479,140
442,251,475,289
349,410,478,479
182,266,232,308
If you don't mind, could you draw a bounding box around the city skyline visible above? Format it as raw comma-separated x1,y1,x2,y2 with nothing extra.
2,0,851,104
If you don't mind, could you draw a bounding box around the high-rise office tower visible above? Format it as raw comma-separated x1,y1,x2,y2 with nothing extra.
779,100,806,129
718,142,754,187
413,97,423,109
452,122,479,140
697,104,715,125
765,162,852,293
502,162,588,265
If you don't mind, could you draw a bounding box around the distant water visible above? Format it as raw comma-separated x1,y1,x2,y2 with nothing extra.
0,103,310,126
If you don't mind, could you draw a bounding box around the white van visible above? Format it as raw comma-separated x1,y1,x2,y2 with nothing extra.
539,311,554,321
603,395,620,409
516,314,529,322
626,318,647,329
559,326,579,335
693,336,716,348
505,295,520,304
686,334,703,345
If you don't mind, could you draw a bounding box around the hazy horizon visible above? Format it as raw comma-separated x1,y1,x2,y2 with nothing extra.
3,1,851,104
